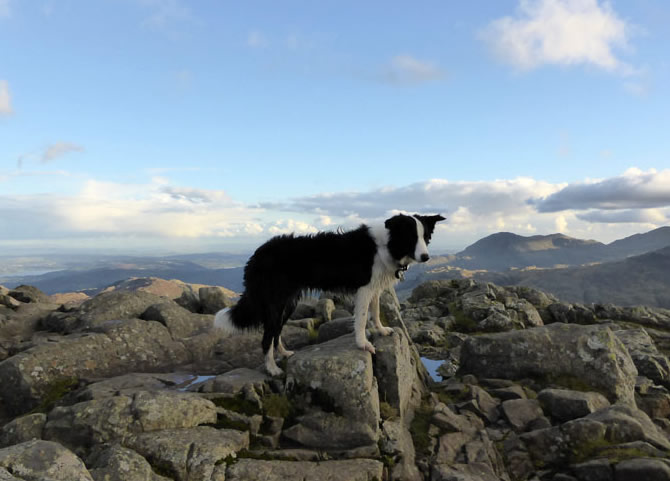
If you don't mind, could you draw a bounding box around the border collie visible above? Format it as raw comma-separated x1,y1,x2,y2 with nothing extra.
215,213,445,376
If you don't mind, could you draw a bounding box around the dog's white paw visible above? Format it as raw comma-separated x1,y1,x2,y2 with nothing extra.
379,326,394,336
266,364,284,377
357,340,376,354
281,349,295,358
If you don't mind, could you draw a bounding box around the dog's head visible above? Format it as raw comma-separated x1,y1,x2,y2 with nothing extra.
384,213,446,267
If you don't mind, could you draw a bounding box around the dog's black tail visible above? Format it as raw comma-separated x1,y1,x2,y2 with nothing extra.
213,294,263,334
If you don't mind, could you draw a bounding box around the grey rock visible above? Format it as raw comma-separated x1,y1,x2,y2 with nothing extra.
75,372,202,401
572,458,613,481
0,319,191,415
615,458,670,481
196,367,269,394
226,458,384,481
44,391,217,454
8,285,50,304
198,286,234,315
0,413,46,448
142,302,214,339
459,324,638,405
380,419,422,481
285,333,380,449
281,411,378,450
316,298,335,322
0,440,93,481
501,399,544,433
431,461,500,481
0,467,20,481
316,317,354,343
291,299,317,320
88,445,171,481
615,329,670,386
538,388,611,423
586,405,670,451
331,308,352,320
125,426,249,481
373,327,420,419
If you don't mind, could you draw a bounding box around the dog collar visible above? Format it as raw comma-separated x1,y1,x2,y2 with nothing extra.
395,265,408,281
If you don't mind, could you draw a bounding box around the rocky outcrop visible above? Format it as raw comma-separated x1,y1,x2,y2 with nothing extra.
459,323,638,404
1,277,670,480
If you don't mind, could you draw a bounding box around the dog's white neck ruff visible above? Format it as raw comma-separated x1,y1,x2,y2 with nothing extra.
369,224,399,273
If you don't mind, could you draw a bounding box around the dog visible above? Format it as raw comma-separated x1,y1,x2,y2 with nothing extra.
215,213,445,376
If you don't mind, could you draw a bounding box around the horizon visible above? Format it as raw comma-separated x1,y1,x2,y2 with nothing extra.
2,1,670,256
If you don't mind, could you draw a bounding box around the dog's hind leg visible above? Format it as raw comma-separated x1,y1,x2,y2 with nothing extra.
370,290,394,336
263,329,283,377
276,335,294,358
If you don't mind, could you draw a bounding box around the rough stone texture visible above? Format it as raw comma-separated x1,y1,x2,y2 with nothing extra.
0,413,46,448
373,328,419,419
615,328,670,386
0,440,93,481
585,405,670,451
44,391,217,453
8,285,50,304
459,323,638,405
501,399,544,433
74,373,201,401
316,298,336,322
0,319,191,415
284,333,380,449
380,419,422,481
431,461,500,481
141,301,214,339
226,459,384,481
316,317,354,343
614,458,670,481
198,286,235,314
124,427,249,481
537,388,610,423
572,458,613,481
0,468,20,481
88,444,172,481
196,367,268,394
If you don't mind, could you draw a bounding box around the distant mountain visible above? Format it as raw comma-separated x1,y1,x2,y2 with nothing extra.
474,245,670,308
446,226,670,272
1,259,245,295
453,232,606,271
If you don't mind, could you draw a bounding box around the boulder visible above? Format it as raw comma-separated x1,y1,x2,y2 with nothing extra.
0,413,46,448
198,286,235,314
74,372,202,401
459,324,638,405
87,445,172,481
537,388,610,423
44,391,217,453
55,290,169,332
501,399,544,433
0,440,93,481
124,427,249,481
0,319,191,415
615,328,670,386
141,302,214,339
585,405,670,451
615,458,670,481
226,458,384,481
316,317,354,343
284,333,380,450
196,367,269,394
8,285,50,304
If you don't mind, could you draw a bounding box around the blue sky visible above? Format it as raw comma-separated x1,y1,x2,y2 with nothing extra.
1,0,669,254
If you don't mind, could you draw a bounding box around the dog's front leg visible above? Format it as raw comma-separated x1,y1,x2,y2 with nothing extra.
370,291,394,336
354,286,376,354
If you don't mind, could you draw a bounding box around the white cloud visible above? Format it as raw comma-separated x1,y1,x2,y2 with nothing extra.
533,168,670,212
138,0,193,30
577,208,669,224
268,219,319,235
381,54,444,86
42,142,84,162
482,0,634,74
0,80,13,115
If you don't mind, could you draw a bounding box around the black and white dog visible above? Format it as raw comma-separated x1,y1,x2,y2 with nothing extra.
215,213,445,375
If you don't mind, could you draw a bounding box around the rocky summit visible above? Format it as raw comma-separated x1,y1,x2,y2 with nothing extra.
1,278,670,480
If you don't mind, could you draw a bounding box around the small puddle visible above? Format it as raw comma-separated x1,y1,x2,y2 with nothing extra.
176,375,217,391
420,357,445,382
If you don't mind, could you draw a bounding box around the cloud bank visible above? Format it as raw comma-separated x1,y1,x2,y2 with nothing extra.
482,0,634,74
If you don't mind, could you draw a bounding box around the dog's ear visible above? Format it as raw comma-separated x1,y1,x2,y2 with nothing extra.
414,214,446,242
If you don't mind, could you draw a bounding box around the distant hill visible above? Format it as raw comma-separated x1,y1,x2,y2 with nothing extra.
1,259,246,295
445,226,670,272
474,245,670,308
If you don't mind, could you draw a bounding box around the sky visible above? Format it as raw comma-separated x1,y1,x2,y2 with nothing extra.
1,0,670,255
